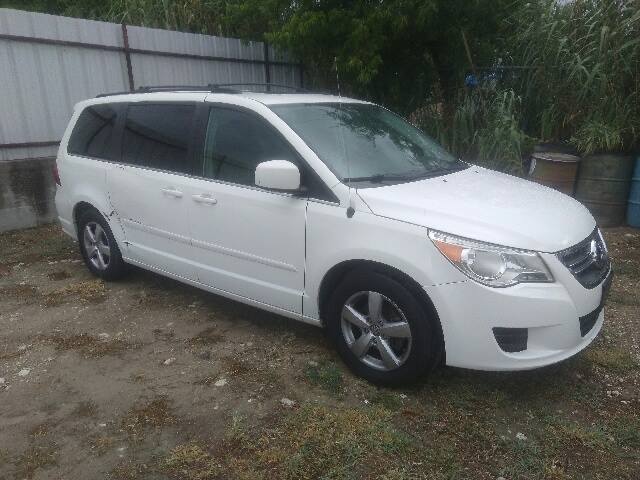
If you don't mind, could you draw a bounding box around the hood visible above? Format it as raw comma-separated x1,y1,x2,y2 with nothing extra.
356,166,595,253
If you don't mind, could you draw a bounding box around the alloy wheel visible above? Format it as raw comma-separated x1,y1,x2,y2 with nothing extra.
83,222,111,271
340,290,412,371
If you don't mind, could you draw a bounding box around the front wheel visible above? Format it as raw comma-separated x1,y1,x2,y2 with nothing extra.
326,269,442,385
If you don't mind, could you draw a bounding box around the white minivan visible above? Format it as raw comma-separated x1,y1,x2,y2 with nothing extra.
54,86,612,384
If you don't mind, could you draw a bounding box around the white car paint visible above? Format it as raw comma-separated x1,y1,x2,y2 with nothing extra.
55,90,608,372
356,166,596,253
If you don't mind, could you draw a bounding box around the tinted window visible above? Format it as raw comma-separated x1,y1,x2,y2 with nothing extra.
122,104,195,174
68,104,119,159
202,107,297,186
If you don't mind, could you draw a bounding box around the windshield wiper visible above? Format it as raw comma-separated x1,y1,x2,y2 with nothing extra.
411,164,469,180
342,173,411,183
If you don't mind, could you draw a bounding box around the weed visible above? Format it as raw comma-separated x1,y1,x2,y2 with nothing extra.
110,461,150,480
121,397,176,439
46,334,138,358
229,404,413,479
613,261,640,279
160,443,221,480
225,412,249,446
28,423,49,438
14,445,58,479
497,437,545,479
303,361,343,395
583,347,638,373
370,389,404,410
609,417,640,449
0,284,39,302
44,279,106,307
607,289,640,307
89,435,116,456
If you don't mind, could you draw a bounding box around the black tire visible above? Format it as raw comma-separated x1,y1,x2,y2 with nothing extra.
326,268,442,385
77,208,128,281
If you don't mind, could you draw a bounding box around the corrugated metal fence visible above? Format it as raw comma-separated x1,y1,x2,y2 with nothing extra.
0,8,302,162
0,8,302,231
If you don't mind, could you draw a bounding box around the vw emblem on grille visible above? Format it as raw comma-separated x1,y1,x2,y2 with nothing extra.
589,238,607,269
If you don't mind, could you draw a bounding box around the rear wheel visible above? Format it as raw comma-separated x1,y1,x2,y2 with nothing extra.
326,269,441,385
77,209,127,280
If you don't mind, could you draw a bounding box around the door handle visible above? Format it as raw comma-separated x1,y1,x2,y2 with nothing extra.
161,187,183,198
192,194,218,205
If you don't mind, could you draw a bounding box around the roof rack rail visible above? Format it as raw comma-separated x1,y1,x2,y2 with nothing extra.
135,84,240,93
212,83,308,92
95,82,306,98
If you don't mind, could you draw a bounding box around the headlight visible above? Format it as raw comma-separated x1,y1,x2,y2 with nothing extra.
428,230,554,287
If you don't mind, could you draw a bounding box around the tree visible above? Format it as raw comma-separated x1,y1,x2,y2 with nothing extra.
224,0,514,113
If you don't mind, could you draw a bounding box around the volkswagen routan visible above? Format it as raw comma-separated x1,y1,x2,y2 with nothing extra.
54,86,612,384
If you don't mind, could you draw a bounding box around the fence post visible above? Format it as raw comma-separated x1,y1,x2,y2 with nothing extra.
121,23,135,91
263,42,271,91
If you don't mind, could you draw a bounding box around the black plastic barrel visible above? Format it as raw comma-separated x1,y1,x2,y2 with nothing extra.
627,156,640,228
574,154,635,227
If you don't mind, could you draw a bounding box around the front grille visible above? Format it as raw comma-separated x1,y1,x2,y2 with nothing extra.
557,228,611,289
579,306,601,336
493,327,528,353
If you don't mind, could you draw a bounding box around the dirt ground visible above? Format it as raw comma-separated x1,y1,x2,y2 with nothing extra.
0,224,638,480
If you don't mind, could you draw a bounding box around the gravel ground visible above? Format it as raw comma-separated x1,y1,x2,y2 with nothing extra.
0,224,638,479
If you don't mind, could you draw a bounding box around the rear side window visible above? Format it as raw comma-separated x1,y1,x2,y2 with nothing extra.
67,104,119,159
122,104,195,174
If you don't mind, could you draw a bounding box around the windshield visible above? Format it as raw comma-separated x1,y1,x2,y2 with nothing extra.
270,102,467,186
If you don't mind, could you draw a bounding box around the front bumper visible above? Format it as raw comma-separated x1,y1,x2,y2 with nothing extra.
425,254,611,371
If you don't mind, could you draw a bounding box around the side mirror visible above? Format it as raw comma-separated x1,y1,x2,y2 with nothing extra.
255,160,301,192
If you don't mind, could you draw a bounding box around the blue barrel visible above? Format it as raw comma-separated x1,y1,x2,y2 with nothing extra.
627,156,640,227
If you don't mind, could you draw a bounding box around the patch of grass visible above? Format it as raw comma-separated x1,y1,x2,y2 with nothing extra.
0,284,39,302
607,289,640,307
370,389,404,410
89,435,116,456
303,361,343,395
109,461,150,480
14,445,58,479
225,412,249,445
44,279,106,307
497,436,546,479
121,397,176,439
220,356,282,388
28,423,50,438
160,443,221,480
609,417,640,449
614,261,640,279
583,347,638,372
229,404,412,479
0,224,76,265
550,422,611,451
46,334,138,358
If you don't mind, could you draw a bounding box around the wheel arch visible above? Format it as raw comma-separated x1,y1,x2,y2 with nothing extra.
317,259,445,361
72,199,125,247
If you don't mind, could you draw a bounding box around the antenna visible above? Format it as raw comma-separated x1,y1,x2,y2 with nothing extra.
334,56,341,97
333,56,354,216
